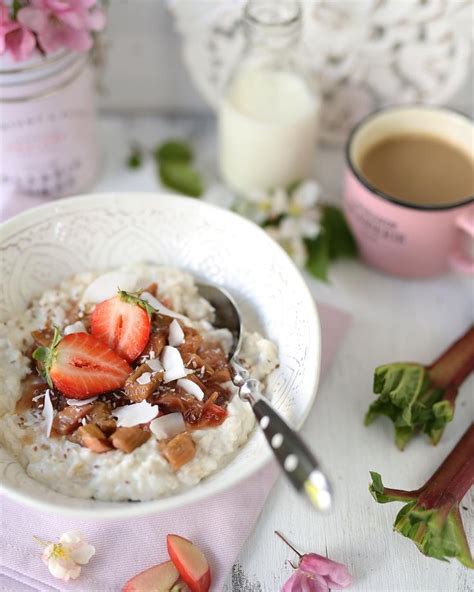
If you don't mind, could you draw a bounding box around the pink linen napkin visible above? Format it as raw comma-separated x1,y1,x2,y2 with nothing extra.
0,299,350,592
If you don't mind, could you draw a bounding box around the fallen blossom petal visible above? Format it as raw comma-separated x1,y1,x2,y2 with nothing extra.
300,554,353,589
282,569,329,592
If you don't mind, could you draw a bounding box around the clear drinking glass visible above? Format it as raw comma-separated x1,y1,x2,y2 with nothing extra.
218,0,320,195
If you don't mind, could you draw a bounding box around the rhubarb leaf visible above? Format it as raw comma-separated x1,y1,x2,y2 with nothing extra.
366,327,474,448
369,425,474,568
365,363,451,449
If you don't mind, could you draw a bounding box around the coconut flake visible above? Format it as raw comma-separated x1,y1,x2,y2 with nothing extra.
113,400,159,427
141,292,187,321
66,396,98,406
136,372,152,385
82,271,139,303
161,346,187,383
42,389,54,437
147,358,163,372
177,378,205,401
150,413,186,440
63,321,87,335
168,319,185,347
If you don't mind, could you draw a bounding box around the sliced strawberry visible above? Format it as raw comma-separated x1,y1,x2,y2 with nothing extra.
49,333,131,398
91,291,152,363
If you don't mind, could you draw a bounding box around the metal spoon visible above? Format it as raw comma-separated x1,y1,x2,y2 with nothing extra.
197,283,332,511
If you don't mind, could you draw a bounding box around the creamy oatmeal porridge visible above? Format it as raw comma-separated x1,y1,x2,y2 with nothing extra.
0,265,278,502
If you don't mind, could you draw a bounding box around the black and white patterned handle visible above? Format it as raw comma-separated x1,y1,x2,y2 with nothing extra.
237,375,332,511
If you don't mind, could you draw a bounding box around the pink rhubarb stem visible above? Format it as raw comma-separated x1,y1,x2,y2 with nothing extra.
419,423,474,510
428,326,474,390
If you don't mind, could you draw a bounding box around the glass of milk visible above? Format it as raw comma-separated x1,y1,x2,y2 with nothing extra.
218,0,320,196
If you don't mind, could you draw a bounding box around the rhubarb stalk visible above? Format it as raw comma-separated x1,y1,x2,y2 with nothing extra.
365,326,474,449
370,423,474,567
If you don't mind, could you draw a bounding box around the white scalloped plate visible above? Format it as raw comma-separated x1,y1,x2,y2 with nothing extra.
0,193,320,518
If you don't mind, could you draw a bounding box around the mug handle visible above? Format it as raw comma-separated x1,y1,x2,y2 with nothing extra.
449,207,474,274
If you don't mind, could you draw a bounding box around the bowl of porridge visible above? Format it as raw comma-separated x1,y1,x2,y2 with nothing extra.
0,192,320,518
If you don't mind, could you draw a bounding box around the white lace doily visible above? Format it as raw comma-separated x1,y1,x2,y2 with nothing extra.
168,0,472,143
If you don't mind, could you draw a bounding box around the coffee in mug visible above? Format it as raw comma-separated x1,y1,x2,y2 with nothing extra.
343,106,474,278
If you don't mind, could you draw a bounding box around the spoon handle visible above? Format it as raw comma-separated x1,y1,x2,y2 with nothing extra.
237,377,332,511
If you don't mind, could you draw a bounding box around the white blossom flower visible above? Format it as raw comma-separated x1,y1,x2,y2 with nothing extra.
37,531,95,582
264,180,322,267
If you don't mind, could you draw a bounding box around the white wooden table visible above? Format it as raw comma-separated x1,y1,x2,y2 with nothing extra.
95,115,473,592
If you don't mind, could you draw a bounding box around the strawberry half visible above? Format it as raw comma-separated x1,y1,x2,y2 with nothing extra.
91,290,152,363
34,330,131,399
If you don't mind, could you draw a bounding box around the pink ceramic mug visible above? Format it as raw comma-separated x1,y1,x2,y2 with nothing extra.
343,106,474,278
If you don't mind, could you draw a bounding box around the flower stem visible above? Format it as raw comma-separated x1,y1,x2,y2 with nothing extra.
275,531,302,557
33,536,49,547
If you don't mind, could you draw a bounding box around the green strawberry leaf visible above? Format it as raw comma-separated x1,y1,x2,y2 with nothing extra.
118,289,155,317
32,326,62,389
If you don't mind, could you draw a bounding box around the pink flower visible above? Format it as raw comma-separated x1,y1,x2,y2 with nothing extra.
0,2,36,61
300,554,353,589
276,532,353,592
18,0,105,55
283,570,330,592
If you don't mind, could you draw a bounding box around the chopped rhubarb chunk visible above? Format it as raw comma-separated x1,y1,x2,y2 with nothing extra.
160,432,196,470
124,363,163,402
178,327,203,356
52,404,94,435
88,401,117,435
143,329,168,359
75,424,112,453
16,375,48,414
110,426,150,453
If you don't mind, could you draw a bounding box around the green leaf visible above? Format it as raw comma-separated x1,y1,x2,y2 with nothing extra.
305,232,329,281
159,161,203,197
32,327,62,389
155,140,193,164
320,205,357,260
126,147,143,169
32,347,48,362
394,504,474,567
118,289,155,317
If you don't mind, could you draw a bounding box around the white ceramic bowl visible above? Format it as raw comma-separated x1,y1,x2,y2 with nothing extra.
0,192,320,518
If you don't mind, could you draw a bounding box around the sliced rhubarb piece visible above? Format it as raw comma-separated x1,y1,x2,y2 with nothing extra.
52,403,94,435
122,560,181,592
167,534,211,592
125,362,164,402
160,432,196,471
87,401,117,435
110,426,150,453
75,424,112,453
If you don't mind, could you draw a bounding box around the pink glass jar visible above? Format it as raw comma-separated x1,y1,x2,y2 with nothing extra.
0,51,100,216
